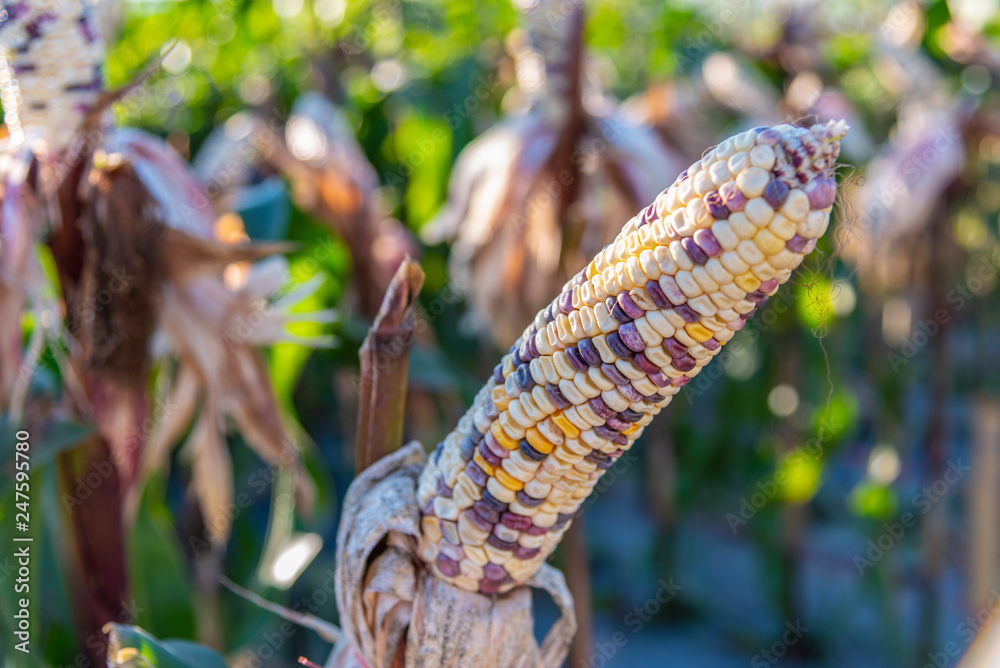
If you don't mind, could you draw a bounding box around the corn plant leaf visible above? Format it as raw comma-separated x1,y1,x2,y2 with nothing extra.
104,623,228,668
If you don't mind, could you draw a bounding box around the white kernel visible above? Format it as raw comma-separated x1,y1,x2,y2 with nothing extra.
686,198,712,229
749,145,776,170
769,213,797,240
704,258,733,285
694,169,715,196
728,211,757,238
709,160,731,186
711,220,740,250
781,189,810,221
727,151,749,174
744,198,775,227
736,240,766,266
669,241,695,271
675,270,704,298
733,130,756,151
720,250,750,275
799,210,830,238
737,167,770,198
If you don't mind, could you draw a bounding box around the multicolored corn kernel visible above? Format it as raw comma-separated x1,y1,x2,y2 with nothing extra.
417,121,847,595
0,0,105,153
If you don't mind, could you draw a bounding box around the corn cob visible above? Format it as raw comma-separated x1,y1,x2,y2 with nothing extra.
416,121,847,595
0,0,105,153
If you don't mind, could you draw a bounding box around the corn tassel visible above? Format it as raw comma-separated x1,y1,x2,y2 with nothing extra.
416,121,848,594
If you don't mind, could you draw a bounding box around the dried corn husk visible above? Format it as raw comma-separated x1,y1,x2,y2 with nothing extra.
327,442,575,668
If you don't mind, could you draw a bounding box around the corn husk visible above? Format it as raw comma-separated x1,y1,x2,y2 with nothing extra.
327,442,575,668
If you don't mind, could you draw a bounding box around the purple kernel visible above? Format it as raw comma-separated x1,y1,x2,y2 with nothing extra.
759,278,779,293
649,371,670,387
703,337,721,351
436,554,461,577
601,363,630,386
514,546,541,560
620,409,643,423
645,281,671,309
606,332,634,359
589,396,616,419
633,352,660,376
597,456,616,469
786,234,809,253
682,237,709,265
493,364,504,383
673,355,696,373
544,304,555,323
705,191,729,219
756,128,780,145
578,338,602,366
479,578,503,594
720,181,747,212
459,436,476,462
613,433,629,446
663,337,688,358
610,300,633,324
466,508,494,533
437,475,453,498
672,376,691,387
516,491,545,508
466,462,488,487
528,336,540,358
693,228,723,257
618,383,644,402
474,501,501,523
481,489,509,513
487,534,518,551
594,424,620,441
806,177,837,209
617,292,645,319
479,441,503,466
519,440,546,462
525,523,550,536
764,179,790,208
514,364,534,391
566,346,588,372
618,322,646,352
518,337,532,361
558,290,574,314
484,563,507,581
483,432,509,459
674,304,701,323
605,416,630,431
501,512,533,531
546,383,571,409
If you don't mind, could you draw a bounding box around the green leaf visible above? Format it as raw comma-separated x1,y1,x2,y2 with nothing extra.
127,483,196,640
105,624,228,668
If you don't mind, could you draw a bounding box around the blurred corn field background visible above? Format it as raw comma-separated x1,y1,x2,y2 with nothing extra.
3,0,1000,666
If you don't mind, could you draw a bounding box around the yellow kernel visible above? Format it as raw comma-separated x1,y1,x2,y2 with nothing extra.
491,420,520,449
552,411,581,439
623,423,641,436
491,385,511,410
753,228,785,256
525,427,555,454
686,322,714,342
474,452,496,476
494,467,525,491
734,272,761,293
